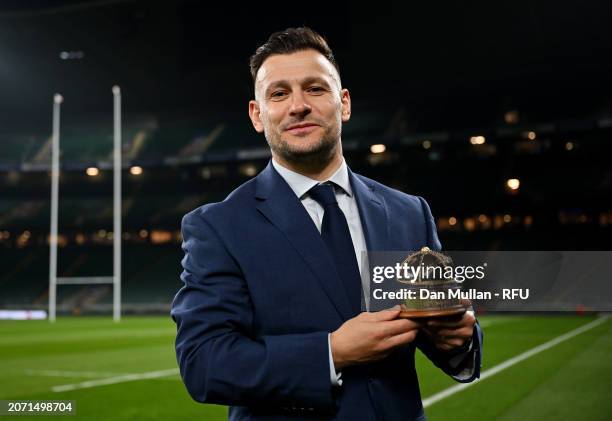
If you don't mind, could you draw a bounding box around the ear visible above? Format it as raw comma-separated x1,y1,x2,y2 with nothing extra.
340,88,351,123
249,100,265,133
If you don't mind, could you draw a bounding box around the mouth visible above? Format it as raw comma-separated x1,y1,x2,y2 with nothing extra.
285,123,320,136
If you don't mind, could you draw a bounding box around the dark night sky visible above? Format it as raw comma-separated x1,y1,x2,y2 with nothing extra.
1,0,612,132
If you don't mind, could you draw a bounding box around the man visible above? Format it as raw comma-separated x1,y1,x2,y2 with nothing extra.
172,27,482,420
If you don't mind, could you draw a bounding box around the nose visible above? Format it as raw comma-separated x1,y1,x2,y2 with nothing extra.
288,90,312,118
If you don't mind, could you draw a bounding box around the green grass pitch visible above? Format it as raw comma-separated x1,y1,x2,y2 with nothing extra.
1,315,610,420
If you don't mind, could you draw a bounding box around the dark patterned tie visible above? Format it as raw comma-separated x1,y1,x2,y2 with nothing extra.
308,183,362,315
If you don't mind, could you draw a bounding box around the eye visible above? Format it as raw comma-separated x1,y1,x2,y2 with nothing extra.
308,86,326,94
270,91,287,99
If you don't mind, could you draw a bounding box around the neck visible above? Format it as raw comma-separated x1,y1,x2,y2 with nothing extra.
273,150,343,181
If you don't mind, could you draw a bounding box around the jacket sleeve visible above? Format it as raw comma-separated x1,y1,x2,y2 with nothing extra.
413,196,483,383
415,322,483,382
171,210,335,409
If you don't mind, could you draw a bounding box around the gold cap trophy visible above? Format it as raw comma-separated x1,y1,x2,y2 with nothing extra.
396,247,468,319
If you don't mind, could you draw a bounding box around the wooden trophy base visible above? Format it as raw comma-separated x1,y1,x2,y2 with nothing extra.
398,306,466,319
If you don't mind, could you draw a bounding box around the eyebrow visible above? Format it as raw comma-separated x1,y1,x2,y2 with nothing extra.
264,76,332,96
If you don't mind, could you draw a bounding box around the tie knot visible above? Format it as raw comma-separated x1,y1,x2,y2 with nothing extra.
308,183,337,207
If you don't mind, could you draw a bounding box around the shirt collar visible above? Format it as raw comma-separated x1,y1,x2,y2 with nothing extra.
271,157,353,199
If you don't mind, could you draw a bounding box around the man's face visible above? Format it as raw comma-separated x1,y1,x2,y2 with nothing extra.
249,49,351,166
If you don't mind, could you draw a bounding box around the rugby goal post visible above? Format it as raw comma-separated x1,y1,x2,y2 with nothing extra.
48,86,122,322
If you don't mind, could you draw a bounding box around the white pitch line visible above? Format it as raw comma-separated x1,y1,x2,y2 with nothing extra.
26,370,127,378
52,368,179,393
422,315,609,408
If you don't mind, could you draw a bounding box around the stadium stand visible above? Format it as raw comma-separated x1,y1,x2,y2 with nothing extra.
1,107,611,314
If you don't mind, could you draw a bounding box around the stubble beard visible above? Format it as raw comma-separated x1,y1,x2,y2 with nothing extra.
266,123,341,168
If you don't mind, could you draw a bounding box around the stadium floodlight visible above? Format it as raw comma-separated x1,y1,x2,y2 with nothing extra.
48,88,123,322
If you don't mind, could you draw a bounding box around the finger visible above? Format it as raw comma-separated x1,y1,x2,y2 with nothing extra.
431,326,472,338
434,337,466,351
439,334,470,345
368,309,401,322
434,342,453,352
382,329,418,349
437,335,471,346
379,319,422,337
445,337,467,348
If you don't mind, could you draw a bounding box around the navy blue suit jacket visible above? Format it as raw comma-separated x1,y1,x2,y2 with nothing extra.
171,161,482,420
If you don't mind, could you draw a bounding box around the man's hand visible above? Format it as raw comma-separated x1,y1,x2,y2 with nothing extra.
330,309,420,370
422,309,476,353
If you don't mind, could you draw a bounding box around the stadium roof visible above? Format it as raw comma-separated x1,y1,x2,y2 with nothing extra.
1,0,612,132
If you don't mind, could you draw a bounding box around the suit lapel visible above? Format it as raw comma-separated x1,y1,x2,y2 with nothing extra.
349,169,390,252
255,162,354,321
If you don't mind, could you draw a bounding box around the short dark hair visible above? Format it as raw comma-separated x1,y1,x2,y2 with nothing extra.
249,27,340,84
